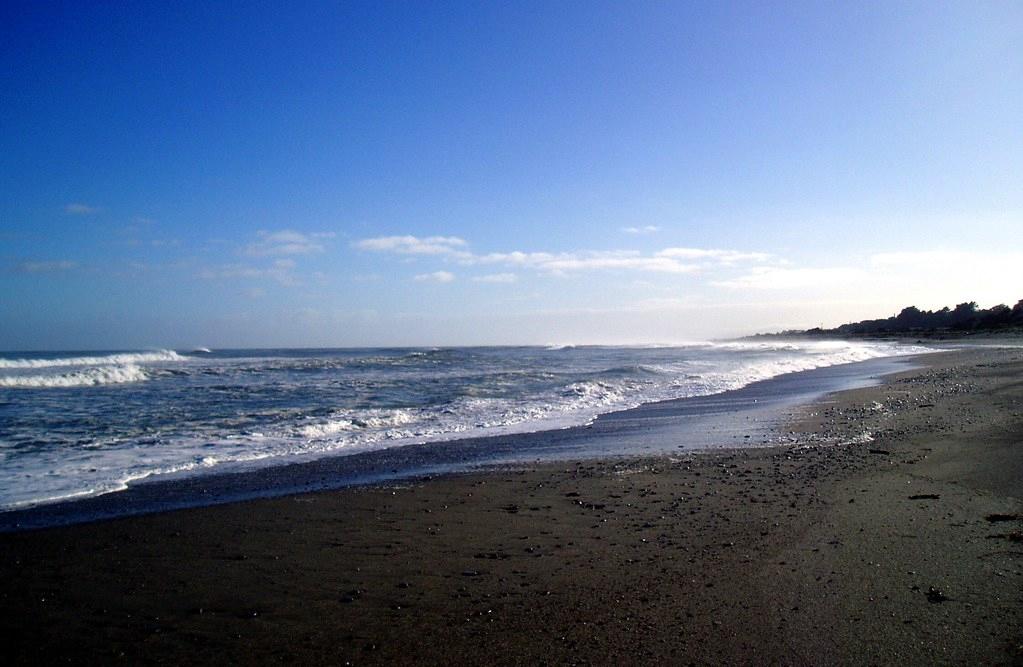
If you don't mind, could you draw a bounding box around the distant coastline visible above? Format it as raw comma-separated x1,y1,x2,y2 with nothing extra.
752,298,1023,339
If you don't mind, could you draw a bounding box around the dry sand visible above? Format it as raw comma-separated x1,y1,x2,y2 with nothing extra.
2,347,1021,665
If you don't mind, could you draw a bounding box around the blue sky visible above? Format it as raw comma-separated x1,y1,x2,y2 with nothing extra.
2,1,1021,349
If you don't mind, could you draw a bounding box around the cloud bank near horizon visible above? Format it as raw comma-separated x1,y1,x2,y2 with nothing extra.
353,234,776,278
5,210,1022,349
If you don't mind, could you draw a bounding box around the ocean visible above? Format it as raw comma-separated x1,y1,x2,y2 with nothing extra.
0,340,931,511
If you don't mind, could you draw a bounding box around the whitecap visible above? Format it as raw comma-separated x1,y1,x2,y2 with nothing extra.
0,349,184,369
0,364,150,388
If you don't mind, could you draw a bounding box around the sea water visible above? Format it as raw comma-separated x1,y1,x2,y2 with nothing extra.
0,341,930,509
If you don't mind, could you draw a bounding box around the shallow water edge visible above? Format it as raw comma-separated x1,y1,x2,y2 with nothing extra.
0,354,919,531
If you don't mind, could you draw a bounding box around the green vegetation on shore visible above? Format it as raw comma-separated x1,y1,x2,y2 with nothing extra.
766,299,1023,338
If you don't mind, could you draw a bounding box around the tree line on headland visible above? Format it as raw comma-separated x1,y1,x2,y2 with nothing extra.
767,299,1023,337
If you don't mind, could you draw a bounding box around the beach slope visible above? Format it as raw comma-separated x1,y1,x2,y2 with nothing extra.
1,347,1020,664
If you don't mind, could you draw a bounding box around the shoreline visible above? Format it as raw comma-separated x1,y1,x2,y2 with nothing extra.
2,353,918,531
1,346,1021,663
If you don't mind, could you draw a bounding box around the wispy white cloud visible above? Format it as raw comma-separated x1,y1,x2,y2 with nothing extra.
245,230,332,256
656,248,773,264
621,225,661,234
65,203,99,215
198,258,301,286
537,252,696,274
713,266,864,290
355,235,470,257
15,260,78,273
471,251,558,267
355,234,776,276
472,272,518,284
472,249,765,273
414,270,455,283
471,249,699,274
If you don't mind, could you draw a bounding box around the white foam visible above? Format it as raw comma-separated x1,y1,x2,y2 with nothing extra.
0,340,937,510
297,408,418,439
0,349,184,369
561,379,633,406
0,450,226,510
0,364,151,388
288,341,932,457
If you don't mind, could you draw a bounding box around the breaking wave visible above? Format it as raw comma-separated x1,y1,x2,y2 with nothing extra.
297,409,419,438
0,340,936,510
0,364,151,388
0,349,183,369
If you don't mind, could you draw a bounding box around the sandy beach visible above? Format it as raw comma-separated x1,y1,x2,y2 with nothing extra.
2,346,1021,665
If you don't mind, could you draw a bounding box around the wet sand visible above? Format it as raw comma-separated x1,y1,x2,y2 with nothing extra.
2,347,1021,664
